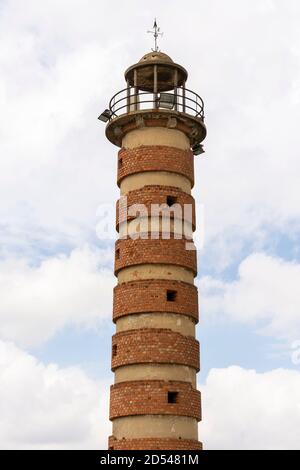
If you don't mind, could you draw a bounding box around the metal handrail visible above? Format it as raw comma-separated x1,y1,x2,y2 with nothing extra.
108,86,205,120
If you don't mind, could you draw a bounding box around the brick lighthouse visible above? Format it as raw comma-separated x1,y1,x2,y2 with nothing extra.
99,24,206,451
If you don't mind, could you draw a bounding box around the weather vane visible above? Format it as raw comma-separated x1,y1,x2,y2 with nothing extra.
147,19,163,52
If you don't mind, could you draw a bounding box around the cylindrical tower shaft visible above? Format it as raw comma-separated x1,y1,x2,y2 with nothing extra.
100,50,206,451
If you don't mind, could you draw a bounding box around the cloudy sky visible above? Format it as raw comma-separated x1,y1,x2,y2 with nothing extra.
1,0,300,449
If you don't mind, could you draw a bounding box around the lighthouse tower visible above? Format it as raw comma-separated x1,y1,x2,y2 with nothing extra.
100,30,206,450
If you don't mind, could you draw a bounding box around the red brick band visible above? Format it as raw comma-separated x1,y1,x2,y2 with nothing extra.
113,279,198,322
117,146,194,187
111,328,200,371
110,380,201,420
108,436,203,450
115,238,197,276
116,185,196,231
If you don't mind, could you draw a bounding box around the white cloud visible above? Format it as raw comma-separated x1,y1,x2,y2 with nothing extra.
0,245,114,348
200,252,300,340
1,1,299,451
0,0,300,262
0,340,110,450
201,365,300,450
1,341,299,450
0,1,125,248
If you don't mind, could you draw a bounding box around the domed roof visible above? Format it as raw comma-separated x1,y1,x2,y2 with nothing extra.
125,51,188,92
138,51,174,64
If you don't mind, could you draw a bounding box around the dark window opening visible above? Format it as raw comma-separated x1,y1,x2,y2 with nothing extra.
166,195,177,207
118,158,123,168
112,345,117,357
167,290,177,302
116,248,120,259
168,391,178,404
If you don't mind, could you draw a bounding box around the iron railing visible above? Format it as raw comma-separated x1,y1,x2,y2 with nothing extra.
108,86,205,120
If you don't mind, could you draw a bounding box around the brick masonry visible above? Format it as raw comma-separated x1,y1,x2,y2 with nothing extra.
116,185,196,231
113,279,198,322
108,86,203,448
108,436,203,450
114,238,197,276
111,328,200,371
110,380,201,420
117,146,194,187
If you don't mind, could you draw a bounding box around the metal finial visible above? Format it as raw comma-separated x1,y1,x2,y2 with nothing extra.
147,18,163,52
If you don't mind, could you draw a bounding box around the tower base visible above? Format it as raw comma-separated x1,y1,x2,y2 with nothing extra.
108,436,203,450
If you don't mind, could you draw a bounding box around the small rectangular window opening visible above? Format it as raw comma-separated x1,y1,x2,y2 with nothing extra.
167,290,177,302
166,195,177,207
112,345,117,357
116,248,120,260
118,158,123,168
168,391,178,404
